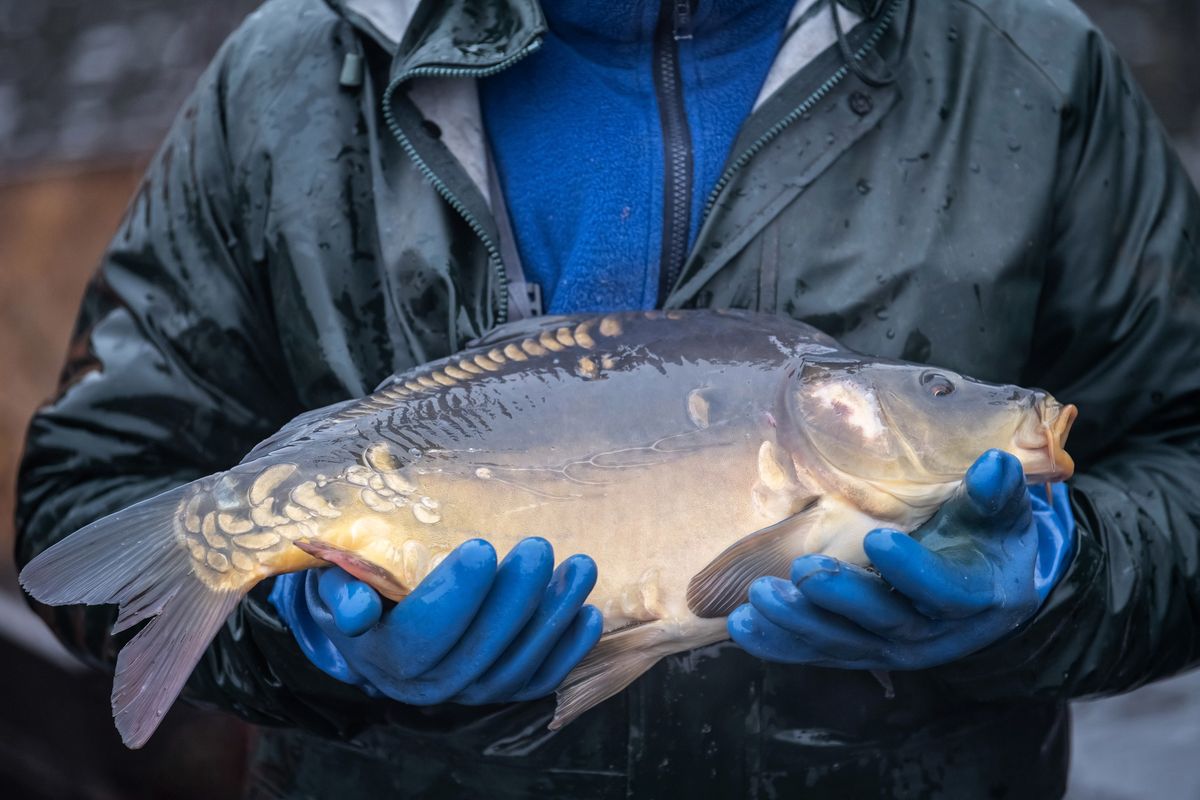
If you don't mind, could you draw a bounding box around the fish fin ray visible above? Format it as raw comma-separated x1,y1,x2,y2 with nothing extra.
686,497,822,618
239,398,360,463
20,485,193,610
112,585,241,748
293,539,410,601
549,622,673,730
18,483,248,748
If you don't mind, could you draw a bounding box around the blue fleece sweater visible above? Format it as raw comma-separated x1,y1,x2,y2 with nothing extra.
480,0,792,314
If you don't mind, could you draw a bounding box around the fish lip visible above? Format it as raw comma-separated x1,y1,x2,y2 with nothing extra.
1014,398,1078,482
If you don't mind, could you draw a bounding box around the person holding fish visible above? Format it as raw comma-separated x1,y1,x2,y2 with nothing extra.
14,0,1200,798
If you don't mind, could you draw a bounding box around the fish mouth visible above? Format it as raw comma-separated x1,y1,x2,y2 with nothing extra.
1012,395,1078,483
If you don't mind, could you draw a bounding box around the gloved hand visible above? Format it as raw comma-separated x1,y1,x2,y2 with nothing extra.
269,537,604,705
728,449,1075,670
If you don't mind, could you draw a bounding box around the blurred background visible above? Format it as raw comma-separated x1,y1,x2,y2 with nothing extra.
1,1,1197,798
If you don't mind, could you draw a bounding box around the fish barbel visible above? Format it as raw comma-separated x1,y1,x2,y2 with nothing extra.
19,310,1077,748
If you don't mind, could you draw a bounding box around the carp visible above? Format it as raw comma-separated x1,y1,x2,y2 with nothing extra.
19,310,1077,748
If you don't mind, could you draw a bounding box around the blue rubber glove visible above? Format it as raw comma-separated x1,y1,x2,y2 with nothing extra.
728,449,1075,670
269,537,604,705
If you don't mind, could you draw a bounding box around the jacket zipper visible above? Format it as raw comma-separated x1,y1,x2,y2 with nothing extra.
380,41,544,327
654,0,695,304
699,0,900,221
658,0,899,309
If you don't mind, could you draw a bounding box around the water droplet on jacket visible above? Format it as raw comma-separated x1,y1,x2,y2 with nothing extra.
947,26,959,42
1007,140,1022,153
969,162,981,174
856,179,872,195
874,306,888,321
848,91,873,116
886,328,895,339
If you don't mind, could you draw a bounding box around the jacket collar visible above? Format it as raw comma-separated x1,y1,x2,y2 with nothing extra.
332,0,871,197
330,0,546,71
332,0,896,325
330,0,416,48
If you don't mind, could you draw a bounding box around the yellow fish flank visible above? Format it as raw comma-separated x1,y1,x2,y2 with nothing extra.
19,310,1077,748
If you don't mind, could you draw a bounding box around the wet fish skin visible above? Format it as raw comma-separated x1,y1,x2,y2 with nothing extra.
18,309,1076,747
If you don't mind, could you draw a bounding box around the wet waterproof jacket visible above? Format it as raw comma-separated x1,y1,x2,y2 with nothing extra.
14,0,1200,797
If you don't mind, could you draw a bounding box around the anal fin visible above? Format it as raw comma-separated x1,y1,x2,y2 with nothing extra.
294,539,409,602
550,617,729,730
550,622,672,731
686,497,822,618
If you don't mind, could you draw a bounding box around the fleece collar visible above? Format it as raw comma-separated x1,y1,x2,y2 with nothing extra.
535,0,793,56
330,0,878,57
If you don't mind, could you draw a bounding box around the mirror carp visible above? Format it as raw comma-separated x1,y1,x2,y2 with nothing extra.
19,310,1077,748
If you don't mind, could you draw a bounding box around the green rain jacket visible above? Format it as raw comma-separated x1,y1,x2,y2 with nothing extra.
15,0,1200,796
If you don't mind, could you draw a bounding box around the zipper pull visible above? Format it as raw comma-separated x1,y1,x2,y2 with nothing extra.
672,0,693,41
339,53,364,89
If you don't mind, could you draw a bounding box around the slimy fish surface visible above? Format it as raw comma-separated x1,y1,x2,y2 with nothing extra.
19,310,1077,748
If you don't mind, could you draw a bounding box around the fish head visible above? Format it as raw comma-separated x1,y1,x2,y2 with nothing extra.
779,357,1077,519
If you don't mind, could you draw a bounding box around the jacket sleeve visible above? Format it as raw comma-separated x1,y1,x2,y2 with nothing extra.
935,26,1200,699
13,30,379,736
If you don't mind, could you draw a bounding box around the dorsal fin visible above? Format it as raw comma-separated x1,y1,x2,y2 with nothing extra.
465,314,584,348
240,397,360,463
248,314,636,447
326,315,632,425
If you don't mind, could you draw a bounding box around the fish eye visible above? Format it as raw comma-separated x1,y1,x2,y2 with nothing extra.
920,371,955,397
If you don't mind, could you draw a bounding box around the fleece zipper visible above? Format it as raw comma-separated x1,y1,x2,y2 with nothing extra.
654,0,695,303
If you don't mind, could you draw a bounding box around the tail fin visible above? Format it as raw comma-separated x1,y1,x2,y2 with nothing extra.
19,484,244,748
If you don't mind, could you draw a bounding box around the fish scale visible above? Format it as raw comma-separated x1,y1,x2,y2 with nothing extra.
18,309,1077,748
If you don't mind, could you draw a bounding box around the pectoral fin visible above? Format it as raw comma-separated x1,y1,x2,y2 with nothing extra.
293,539,409,602
686,497,821,618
